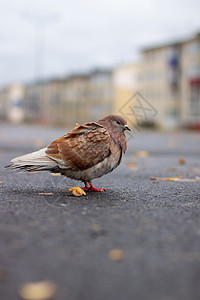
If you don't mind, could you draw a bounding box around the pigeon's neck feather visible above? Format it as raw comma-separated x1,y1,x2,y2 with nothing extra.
98,120,127,153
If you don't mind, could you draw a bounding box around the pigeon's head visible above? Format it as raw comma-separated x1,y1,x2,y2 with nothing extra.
99,115,131,133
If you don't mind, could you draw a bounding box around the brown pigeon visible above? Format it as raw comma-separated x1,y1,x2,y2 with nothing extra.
6,115,131,191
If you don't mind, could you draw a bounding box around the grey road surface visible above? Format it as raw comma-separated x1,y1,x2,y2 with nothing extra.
0,124,200,300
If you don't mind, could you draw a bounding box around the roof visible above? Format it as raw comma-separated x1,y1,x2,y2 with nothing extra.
141,31,200,52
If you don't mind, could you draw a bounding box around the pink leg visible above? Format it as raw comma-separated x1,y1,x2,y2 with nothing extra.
88,181,108,192
83,182,90,191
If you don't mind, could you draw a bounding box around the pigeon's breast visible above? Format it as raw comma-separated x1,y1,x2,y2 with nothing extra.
60,140,122,182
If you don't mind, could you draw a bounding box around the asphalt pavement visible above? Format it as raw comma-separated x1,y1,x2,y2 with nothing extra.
0,123,200,300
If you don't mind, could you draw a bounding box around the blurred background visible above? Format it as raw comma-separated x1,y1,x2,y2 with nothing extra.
0,0,200,130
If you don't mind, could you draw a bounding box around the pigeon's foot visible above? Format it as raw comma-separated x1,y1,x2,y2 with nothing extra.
89,186,108,192
83,181,108,192
83,182,90,191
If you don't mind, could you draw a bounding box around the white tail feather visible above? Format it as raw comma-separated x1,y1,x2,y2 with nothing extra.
10,148,57,168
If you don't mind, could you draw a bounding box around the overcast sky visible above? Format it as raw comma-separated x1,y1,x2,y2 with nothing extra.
0,0,200,88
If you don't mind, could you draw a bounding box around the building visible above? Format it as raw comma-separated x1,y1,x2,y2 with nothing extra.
24,79,68,125
141,32,200,128
87,69,113,121
113,63,142,128
1,32,200,129
55,74,91,125
0,84,24,123
24,81,46,123
181,33,200,127
23,69,113,126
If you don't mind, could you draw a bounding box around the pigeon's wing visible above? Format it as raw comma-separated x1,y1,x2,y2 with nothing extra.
45,122,111,171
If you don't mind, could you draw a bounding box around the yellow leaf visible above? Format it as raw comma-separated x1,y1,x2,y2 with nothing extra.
126,163,137,168
178,157,186,165
167,177,180,181
150,176,199,182
108,249,125,261
68,186,86,197
90,224,101,231
19,280,57,300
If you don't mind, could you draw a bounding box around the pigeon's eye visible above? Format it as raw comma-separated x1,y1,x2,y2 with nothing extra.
116,120,121,125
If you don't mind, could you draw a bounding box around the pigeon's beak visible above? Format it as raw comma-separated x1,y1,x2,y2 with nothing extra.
124,125,131,131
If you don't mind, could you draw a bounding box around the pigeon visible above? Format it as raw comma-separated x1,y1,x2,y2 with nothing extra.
6,115,131,191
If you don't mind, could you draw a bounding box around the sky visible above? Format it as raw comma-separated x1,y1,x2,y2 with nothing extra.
0,0,200,88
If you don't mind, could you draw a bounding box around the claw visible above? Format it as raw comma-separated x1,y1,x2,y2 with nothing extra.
83,181,108,192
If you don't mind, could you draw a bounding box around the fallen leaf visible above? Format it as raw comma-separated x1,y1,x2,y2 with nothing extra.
167,177,182,181
90,224,102,232
39,193,54,196
126,163,137,168
150,176,200,182
0,181,3,184
19,280,57,300
178,158,186,165
68,186,86,197
108,249,125,261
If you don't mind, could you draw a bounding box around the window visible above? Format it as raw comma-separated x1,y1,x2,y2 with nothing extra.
190,85,200,116
187,41,200,55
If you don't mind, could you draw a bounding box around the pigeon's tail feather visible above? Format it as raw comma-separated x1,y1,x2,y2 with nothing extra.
5,148,58,172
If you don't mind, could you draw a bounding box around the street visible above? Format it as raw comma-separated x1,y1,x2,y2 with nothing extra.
0,124,200,300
